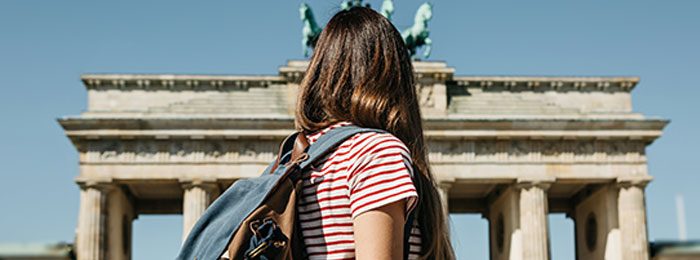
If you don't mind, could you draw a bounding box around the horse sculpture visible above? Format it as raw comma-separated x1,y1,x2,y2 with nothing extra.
300,3,322,57
301,1,432,60
401,2,433,59
341,0,365,10
342,0,394,20
380,0,395,21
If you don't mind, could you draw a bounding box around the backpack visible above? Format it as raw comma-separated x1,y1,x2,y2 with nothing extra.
176,125,417,260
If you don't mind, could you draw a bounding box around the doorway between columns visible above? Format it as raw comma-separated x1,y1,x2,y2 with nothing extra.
450,214,490,259
132,215,183,260
549,213,575,259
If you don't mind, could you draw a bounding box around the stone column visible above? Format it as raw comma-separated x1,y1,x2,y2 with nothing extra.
617,178,651,260
517,180,551,260
76,181,115,260
181,180,219,241
437,182,452,217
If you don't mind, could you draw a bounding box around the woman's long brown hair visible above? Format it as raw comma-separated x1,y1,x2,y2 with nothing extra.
294,6,455,260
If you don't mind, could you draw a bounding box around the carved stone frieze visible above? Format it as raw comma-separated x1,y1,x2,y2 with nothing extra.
79,138,646,164
80,140,279,163
428,140,646,163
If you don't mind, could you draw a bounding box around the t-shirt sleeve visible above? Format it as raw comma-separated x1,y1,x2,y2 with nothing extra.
347,132,419,220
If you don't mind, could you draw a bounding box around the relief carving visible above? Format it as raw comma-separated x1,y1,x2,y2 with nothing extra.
80,140,279,163
81,139,645,164
428,140,646,163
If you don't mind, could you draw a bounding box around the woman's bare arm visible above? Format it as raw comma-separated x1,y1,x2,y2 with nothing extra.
353,199,406,260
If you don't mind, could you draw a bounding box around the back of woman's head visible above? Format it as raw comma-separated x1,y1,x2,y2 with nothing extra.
296,6,416,133
295,6,455,260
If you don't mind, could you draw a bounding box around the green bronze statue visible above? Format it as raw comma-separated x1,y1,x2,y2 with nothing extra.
380,0,394,21
341,0,393,20
300,1,432,59
300,3,322,57
401,2,433,59
341,0,366,10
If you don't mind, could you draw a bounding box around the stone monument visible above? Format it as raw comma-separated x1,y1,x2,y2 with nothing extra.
59,60,667,260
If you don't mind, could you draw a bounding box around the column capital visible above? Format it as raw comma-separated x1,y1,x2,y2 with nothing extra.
76,178,116,192
181,179,218,241
436,180,452,217
180,179,219,193
516,176,555,190
437,181,454,190
616,176,652,189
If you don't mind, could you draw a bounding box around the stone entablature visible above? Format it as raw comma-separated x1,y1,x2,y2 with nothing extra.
73,139,648,165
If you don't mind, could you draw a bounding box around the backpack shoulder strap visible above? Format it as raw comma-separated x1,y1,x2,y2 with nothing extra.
298,125,386,170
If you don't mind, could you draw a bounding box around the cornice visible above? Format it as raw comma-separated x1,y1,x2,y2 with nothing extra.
451,76,639,92
81,68,637,93
57,116,669,143
81,74,286,90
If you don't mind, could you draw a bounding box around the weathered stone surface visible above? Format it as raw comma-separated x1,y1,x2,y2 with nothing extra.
61,60,666,260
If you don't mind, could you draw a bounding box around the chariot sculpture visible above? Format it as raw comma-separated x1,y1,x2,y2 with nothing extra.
300,0,433,59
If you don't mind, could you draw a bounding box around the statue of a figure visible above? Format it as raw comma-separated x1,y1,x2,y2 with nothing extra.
341,0,367,10
401,3,433,59
301,1,433,60
341,0,392,19
300,3,322,57
380,0,395,21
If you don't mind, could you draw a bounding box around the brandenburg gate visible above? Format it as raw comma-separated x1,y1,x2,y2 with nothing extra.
59,60,667,259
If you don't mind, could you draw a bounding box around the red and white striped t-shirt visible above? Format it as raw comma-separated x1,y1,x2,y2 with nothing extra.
298,121,422,259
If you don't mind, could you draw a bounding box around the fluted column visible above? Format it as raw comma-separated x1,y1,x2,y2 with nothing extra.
76,181,115,260
437,182,452,217
618,178,651,260
181,180,219,241
517,180,551,260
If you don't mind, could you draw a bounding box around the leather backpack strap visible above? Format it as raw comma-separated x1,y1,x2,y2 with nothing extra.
268,132,297,174
268,132,310,174
289,133,310,165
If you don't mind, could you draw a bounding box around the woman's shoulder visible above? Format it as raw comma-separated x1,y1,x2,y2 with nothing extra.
345,130,412,162
349,130,407,149
306,121,411,159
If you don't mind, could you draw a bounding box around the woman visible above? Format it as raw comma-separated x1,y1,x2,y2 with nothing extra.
294,6,455,260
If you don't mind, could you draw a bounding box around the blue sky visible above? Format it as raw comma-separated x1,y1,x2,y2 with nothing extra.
0,0,698,259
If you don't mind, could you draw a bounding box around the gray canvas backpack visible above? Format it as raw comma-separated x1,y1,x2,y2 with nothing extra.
176,125,417,259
